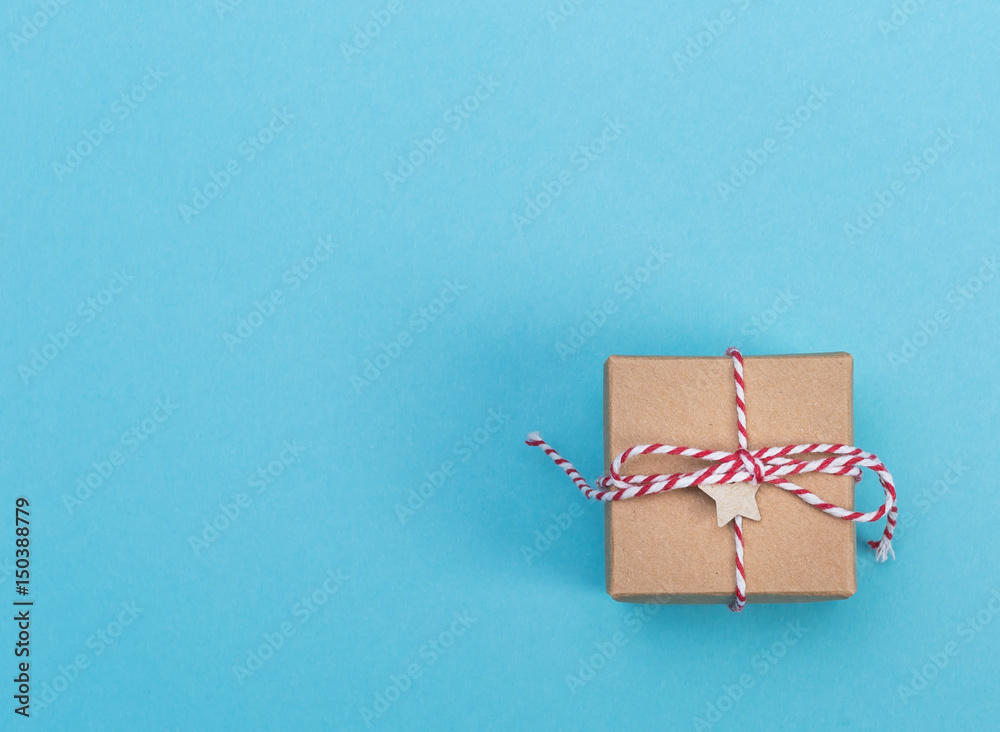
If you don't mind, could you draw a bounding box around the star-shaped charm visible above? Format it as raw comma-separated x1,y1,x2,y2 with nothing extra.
698,483,762,527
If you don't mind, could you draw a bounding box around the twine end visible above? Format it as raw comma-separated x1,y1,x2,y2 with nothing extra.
525,431,542,445
872,538,895,562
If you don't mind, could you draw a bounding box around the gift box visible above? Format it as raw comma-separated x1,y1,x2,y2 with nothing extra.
603,353,856,604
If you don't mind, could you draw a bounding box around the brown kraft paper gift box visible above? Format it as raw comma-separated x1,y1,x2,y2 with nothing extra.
603,352,855,604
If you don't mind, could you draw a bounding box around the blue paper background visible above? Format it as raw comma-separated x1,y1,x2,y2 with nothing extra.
2,1,999,729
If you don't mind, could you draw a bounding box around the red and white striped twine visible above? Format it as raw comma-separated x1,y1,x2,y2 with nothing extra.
525,348,897,612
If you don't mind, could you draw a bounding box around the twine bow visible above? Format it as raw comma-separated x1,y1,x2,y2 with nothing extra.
525,348,897,612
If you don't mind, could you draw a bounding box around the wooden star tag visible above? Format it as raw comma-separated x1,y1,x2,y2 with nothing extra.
698,483,762,527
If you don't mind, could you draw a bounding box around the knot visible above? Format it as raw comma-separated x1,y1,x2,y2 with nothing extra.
735,448,766,484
